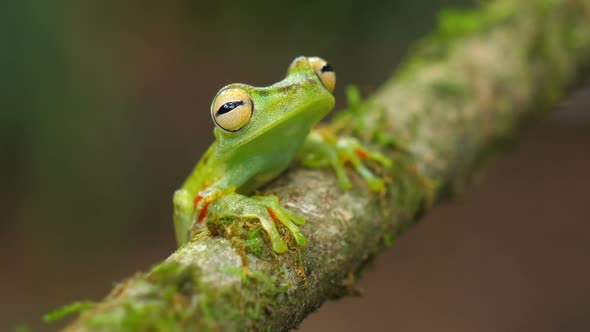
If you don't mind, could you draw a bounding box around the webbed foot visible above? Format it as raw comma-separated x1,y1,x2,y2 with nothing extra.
206,193,307,253
302,130,392,191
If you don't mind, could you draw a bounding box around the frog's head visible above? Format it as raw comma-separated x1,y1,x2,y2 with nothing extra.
210,56,336,148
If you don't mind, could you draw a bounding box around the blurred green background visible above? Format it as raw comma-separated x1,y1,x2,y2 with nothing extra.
4,0,590,331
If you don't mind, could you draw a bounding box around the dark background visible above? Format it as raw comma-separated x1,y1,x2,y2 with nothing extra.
2,0,589,331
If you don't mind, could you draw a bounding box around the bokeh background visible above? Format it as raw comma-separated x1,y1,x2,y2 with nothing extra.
3,0,589,331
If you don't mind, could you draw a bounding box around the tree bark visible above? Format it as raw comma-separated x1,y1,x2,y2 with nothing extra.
64,0,590,331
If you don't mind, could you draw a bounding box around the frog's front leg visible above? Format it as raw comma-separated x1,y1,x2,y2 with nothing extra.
174,186,306,253
173,189,196,245
206,193,307,253
173,185,229,245
301,129,392,191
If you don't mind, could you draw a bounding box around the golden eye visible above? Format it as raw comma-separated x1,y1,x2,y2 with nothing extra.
308,56,336,92
211,88,253,132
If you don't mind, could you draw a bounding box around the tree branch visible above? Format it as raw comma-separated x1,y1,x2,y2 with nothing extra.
64,1,590,331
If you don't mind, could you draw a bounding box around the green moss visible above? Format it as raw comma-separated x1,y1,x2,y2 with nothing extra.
389,151,438,218
539,0,558,13
84,263,203,331
407,111,422,138
245,269,289,313
244,226,265,257
567,25,590,52
80,247,291,331
434,1,513,42
200,265,289,329
211,216,264,257
436,8,486,43
381,232,396,247
430,78,471,104
44,300,95,323
396,1,515,82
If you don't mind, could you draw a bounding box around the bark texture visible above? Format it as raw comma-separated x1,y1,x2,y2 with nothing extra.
64,0,590,331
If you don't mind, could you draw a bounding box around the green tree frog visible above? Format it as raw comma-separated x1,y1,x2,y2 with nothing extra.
173,56,390,253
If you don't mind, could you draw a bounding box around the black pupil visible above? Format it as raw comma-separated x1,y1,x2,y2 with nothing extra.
320,63,334,73
217,100,244,116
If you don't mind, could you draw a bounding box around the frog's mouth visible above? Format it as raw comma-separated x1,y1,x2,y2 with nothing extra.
254,95,334,137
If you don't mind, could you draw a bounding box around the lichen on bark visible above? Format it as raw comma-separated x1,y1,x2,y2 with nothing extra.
63,0,590,331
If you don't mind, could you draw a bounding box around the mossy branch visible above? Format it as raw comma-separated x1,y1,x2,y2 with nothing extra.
63,1,590,331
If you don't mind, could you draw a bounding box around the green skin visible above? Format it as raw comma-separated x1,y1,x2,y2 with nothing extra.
174,56,390,253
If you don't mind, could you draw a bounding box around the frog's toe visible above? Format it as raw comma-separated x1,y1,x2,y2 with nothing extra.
268,231,289,253
367,177,385,192
337,138,391,192
362,148,393,168
242,204,289,253
257,212,289,253
301,153,330,168
269,206,307,246
329,160,353,190
350,156,387,192
252,195,308,247
283,207,306,226
303,130,391,192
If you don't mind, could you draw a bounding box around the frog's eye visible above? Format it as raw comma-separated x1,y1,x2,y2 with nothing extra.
308,57,336,93
211,88,253,132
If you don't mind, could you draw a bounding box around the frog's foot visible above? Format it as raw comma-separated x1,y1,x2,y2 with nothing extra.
302,131,392,192
337,136,393,191
206,193,307,253
252,195,307,246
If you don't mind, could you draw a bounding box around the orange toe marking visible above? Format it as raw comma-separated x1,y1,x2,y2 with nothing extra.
194,184,212,222
355,148,369,160
194,194,204,209
193,184,211,208
266,207,278,220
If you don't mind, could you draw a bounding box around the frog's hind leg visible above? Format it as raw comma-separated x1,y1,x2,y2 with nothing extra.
302,130,392,192
336,137,392,191
301,131,353,190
